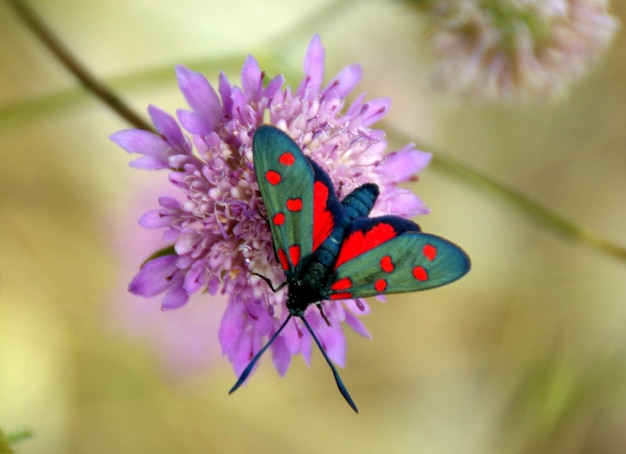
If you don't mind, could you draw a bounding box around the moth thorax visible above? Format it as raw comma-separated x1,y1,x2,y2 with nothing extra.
286,262,330,314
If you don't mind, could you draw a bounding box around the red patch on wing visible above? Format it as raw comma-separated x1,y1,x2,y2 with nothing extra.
335,222,397,269
380,255,394,273
330,292,352,300
330,277,352,291
423,244,437,261
273,212,285,226
277,249,289,271
286,198,303,212
265,170,281,185
279,151,295,166
288,245,301,267
312,180,334,251
412,266,428,281
374,279,387,293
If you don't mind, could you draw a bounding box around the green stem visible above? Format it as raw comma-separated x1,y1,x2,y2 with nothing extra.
6,0,153,131
386,125,626,263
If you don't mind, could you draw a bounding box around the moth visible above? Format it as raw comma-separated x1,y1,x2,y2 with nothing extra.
230,125,470,412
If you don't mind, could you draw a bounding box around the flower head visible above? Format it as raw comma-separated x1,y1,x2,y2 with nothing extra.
413,0,619,102
110,35,432,379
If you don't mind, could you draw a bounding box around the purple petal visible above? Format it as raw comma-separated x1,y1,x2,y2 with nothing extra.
299,320,313,367
310,314,346,367
218,73,233,117
163,228,180,243
158,196,181,210
207,276,220,295
297,34,325,98
325,329,346,368
380,188,430,217
263,74,284,100
110,129,170,157
219,300,246,355
175,233,199,256
358,98,391,127
128,255,178,297
175,65,223,134
184,260,208,294
176,254,194,269
344,310,371,338
244,300,272,334
322,64,361,99
231,329,254,377
168,153,195,169
139,209,172,228
147,105,186,149
345,93,366,118
270,332,292,376
161,273,189,310
379,148,432,182
232,327,265,377
343,298,371,316
176,109,209,136
128,156,170,170
229,87,255,125
278,315,302,355
241,56,262,103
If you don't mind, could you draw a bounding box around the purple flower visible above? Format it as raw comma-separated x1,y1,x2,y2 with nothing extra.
110,35,432,380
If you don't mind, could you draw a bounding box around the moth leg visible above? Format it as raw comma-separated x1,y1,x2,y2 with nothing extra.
336,180,344,198
250,272,287,293
316,303,331,326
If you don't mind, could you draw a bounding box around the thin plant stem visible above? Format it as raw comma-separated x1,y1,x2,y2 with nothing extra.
385,125,626,262
6,0,153,131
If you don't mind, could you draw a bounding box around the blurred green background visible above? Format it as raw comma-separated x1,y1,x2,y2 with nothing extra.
1,1,625,452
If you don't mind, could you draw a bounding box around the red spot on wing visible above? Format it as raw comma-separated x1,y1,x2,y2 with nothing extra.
412,266,428,281
380,255,394,273
374,279,387,293
266,170,281,185
312,180,334,251
273,212,285,226
277,249,289,271
423,244,437,261
330,292,352,300
289,245,301,267
286,198,303,212
279,151,295,166
330,277,352,291
335,223,397,269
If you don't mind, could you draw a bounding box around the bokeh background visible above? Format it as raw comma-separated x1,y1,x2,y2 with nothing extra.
1,1,625,452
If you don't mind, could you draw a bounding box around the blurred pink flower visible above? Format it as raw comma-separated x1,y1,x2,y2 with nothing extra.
415,0,619,102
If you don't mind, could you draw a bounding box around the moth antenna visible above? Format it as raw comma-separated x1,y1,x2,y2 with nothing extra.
229,314,293,395
300,315,358,413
